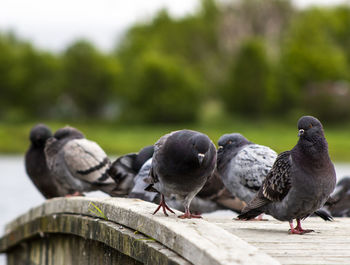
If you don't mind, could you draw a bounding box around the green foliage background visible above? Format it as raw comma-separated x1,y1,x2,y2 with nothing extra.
1,0,350,159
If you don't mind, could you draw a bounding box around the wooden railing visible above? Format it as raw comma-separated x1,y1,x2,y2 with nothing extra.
0,197,278,265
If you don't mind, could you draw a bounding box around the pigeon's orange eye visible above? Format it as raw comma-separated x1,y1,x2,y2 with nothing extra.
227,140,232,145
309,124,313,129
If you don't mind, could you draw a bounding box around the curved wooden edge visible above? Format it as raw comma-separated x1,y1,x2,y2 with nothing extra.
0,214,190,265
2,197,280,265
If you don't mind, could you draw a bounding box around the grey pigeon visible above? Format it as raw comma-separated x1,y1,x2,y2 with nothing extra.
25,124,67,198
217,133,277,205
129,158,157,202
323,177,350,217
44,126,118,196
146,129,217,218
107,145,154,196
238,116,336,234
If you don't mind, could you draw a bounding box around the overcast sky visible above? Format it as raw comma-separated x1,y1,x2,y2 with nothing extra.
0,0,349,52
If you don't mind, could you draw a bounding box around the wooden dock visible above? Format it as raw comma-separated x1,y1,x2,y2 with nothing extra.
207,217,350,265
1,197,349,265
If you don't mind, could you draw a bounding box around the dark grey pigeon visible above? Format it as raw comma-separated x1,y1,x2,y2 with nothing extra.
323,177,350,217
238,116,336,234
25,124,67,198
217,133,277,205
129,158,224,214
45,126,118,196
146,129,217,218
107,145,154,196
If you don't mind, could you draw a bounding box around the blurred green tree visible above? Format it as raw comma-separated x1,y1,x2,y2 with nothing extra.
280,7,349,120
62,40,121,118
0,33,62,120
222,38,276,116
120,51,202,123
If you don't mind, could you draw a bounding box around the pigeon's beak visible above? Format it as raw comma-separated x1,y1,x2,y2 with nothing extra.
198,153,205,165
298,129,305,137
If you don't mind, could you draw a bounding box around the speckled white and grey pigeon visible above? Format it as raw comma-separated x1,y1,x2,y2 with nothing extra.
44,126,118,196
217,133,277,206
145,129,217,218
25,124,67,198
238,116,336,234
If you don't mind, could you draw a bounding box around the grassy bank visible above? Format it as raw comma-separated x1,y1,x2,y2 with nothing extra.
1,119,350,162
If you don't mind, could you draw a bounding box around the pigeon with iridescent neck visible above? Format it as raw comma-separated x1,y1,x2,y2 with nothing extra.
238,116,336,234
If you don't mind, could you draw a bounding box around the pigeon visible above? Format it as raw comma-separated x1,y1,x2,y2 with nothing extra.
145,129,217,218
323,177,350,217
238,116,336,234
44,126,118,196
129,158,225,214
107,145,154,196
217,133,277,205
25,124,67,198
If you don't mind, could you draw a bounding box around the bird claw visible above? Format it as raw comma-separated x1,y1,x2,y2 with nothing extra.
152,196,175,216
288,228,314,235
178,213,202,219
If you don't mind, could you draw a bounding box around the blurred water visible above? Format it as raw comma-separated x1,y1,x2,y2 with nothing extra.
0,156,110,265
0,156,349,264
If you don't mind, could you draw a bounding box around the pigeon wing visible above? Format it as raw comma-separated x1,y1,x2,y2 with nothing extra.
63,138,113,185
261,150,292,202
149,131,177,183
241,151,292,214
108,153,138,184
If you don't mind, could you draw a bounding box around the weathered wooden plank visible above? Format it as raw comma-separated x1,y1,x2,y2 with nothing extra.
7,234,142,265
206,217,350,265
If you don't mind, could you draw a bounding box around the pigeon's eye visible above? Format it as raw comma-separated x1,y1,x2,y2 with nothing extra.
227,140,232,145
309,124,313,129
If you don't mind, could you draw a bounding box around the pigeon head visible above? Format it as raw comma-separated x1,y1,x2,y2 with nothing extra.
217,133,251,153
54,126,84,140
29,124,52,147
295,116,330,160
297,116,324,140
190,134,211,165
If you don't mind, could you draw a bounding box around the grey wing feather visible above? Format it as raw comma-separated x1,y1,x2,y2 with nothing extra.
45,138,85,193
63,138,113,185
150,131,176,183
149,130,181,187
